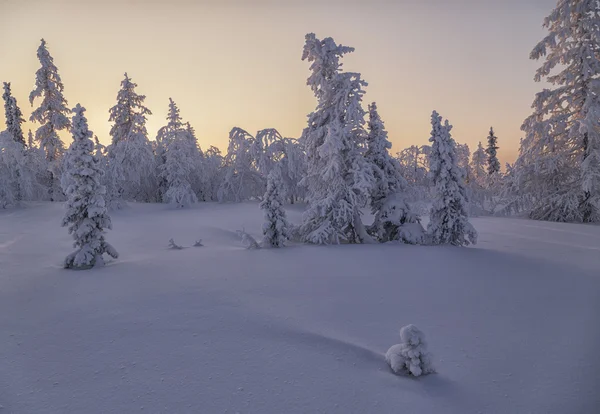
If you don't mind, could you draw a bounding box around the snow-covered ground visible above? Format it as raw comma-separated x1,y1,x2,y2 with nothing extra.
1,202,599,413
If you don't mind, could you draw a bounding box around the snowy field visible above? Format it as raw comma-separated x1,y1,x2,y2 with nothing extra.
1,202,599,414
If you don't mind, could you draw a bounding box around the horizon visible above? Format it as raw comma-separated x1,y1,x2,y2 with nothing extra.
1,0,555,165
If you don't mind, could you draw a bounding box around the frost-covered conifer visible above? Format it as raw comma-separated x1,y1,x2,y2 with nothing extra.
0,130,33,205
3,82,26,146
185,122,206,200
455,143,472,183
202,146,224,201
106,73,154,207
471,141,487,185
516,1,600,222
427,111,477,246
278,138,306,204
62,105,118,269
365,102,419,242
2,83,31,203
159,99,198,208
29,39,70,201
218,128,264,202
396,145,430,195
385,324,435,377
299,34,374,244
486,127,500,176
469,141,489,213
260,167,290,248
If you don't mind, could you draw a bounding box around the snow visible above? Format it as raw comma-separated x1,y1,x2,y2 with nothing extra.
1,202,599,413
385,324,435,377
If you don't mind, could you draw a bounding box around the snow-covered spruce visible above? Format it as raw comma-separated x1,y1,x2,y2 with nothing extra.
299,34,374,244
486,127,500,176
62,105,118,269
427,111,477,246
515,1,600,222
1,82,33,205
365,102,421,243
471,141,487,186
0,131,33,207
260,167,290,248
159,99,198,208
218,127,265,202
455,142,472,184
202,146,225,201
106,73,155,208
385,324,435,377
3,82,26,147
29,39,70,202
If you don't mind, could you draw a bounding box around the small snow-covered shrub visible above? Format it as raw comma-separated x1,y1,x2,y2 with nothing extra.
168,238,184,250
237,230,260,249
260,168,290,248
385,324,435,377
372,193,424,244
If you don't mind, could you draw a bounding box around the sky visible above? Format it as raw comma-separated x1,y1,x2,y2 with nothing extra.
0,0,557,165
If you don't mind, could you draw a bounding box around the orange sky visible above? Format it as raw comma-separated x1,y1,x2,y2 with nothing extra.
0,0,556,165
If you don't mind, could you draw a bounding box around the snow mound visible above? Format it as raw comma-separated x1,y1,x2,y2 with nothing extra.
385,324,435,377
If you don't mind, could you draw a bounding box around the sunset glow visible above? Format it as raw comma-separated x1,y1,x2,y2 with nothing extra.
1,0,555,165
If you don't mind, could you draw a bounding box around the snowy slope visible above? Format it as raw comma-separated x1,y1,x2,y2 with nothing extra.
1,203,599,413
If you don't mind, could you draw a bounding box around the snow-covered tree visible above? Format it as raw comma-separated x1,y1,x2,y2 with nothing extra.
260,167,290,248
497,160,531,217
62,104,118,269
365,102,420,242
202,145,224,201
29,39,70,201
218,127,264,202
250,129,306,204
106,73,155,207
385,324,435,377
486,127,501,176
0,130,33,206
396,145,430,206
155,98,185,202
427,111,477,246
159,99,198,208
516,0,600,222
93,135,106,159
299,34,374,244
471,141,487,185
185,122,207,201
455,142,472,183
264,135,307,204
0,134,15,208
24,129,47,200
2,82,32,203
3,82,26,146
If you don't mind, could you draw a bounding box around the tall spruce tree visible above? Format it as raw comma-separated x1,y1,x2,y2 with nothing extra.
427,111,477,246
159,99,198,208
516,0,600,222
365,102,418,242
106,73,154,207
471,141,487,185
29,39,70,201
299,34,374,244
486,127,500,175
62,105,118,269
3,82,26,146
